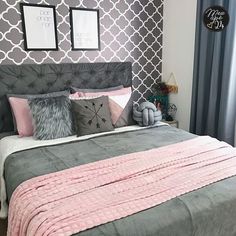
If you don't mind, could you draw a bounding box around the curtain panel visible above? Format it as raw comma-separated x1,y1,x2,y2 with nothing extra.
190,0,236,146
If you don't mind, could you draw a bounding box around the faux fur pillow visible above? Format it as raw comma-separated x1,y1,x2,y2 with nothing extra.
28,96,74,140
8,90,70,136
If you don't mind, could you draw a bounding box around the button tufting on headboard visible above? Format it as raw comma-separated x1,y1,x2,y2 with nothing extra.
0,62,132,133
56,72,64,78
65,80,72,86
37,73,45,78
47,82,54,87
89,70,96,75
28,82,35,88
16,74,24,80
73,71,80,76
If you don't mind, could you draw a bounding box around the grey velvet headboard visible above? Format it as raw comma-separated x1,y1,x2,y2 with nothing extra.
0,62,132,133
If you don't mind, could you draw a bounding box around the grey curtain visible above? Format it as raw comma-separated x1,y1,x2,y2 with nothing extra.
190,0,236,146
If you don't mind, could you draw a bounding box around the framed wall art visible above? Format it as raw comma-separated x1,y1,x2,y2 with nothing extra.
203,6,229,32
20,3,58,51
70,8,100,50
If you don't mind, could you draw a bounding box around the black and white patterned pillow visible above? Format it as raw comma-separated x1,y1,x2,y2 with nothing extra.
28,96,74,140
71,96,114,136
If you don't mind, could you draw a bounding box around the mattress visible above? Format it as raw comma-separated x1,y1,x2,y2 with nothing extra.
3,125,236,236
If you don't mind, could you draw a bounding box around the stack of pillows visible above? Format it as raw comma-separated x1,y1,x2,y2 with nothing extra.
8,85,135,140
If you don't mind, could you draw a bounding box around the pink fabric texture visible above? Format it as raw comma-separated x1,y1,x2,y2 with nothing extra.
108,98,124,124
70,86,131,98
8,97,33,137
69,87,132,125
8,136,236,236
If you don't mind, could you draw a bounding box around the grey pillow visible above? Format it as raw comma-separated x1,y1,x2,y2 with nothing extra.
28,96,74,140
7,90,70,99
71,96,114,136
7,90,70,132
0,131,16,140
114,94,136,128
70,85,124,93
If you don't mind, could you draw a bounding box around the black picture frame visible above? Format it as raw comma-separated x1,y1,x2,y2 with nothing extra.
70,8,100,51
20,3,58,51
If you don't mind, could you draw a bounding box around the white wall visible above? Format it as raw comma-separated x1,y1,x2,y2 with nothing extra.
162,0,197,131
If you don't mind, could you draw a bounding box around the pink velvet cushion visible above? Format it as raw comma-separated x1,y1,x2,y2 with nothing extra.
8,97,33,137
69,87,133,126
71,87,132,98
108,93,132,124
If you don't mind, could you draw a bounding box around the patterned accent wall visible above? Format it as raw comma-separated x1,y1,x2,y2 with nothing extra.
0,0,163,104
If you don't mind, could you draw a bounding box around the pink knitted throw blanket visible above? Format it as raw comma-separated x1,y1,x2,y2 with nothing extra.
7,136,236,236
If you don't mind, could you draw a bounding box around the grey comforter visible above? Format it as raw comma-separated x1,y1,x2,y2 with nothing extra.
4,126,236,236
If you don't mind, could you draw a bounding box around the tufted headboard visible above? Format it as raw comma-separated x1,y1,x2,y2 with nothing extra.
0,62,132,133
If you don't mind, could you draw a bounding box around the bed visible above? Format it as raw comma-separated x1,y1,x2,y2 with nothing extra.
1,62,236,236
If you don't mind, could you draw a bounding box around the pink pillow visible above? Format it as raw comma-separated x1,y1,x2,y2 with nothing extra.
69,87,132,125
108,93,132,124
8,97,33,137
71,87,132,98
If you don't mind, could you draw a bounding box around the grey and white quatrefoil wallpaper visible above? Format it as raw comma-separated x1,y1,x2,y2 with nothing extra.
0,0,163,104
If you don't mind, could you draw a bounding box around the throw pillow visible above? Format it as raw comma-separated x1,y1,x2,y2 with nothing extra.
8,90,70,136
28,96,74,140
71,96,114,136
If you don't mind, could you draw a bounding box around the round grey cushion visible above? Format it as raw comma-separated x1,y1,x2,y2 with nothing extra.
133,102,162,126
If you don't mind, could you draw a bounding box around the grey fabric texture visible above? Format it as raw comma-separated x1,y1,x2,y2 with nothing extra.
72,96,114,136
133,102,162,126
114,93,136,128
28,96,74,140
8,90,70,132
70,85,124,93
0,62,132,133
7,90,70,99
0,131,16,140
4,126,236,236
190,0,236,146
